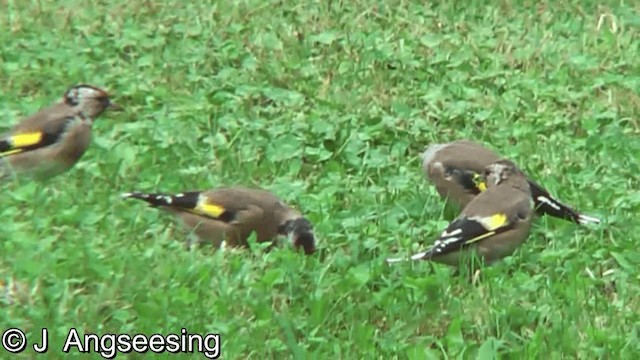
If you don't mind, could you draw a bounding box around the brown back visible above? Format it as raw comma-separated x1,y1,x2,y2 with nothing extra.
11,102,74,133
203,187,300,242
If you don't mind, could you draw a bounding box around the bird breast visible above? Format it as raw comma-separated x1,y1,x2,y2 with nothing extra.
55,122,93,164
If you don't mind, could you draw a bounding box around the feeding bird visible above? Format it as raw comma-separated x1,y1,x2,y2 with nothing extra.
422,140,600,225
122,186,317,255
387,159,534,267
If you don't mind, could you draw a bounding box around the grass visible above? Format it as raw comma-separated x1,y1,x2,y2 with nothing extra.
1,0,639,358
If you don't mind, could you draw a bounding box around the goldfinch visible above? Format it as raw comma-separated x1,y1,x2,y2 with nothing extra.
422,140,600,225
122,186,317,255
387,159,534,266
0,84,122,180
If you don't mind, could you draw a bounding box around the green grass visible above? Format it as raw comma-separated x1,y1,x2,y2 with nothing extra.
1,0,639,358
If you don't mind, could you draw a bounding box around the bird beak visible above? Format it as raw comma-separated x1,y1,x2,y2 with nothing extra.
295,232,317,255
107,101,124,111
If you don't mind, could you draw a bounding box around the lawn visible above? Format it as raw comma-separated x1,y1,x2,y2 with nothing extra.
1,0,639,358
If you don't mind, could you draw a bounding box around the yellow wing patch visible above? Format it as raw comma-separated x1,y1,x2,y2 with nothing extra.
12,132,43,148
0,149,22,157
472,173,487,192
465,230,497,245
0,132,45,157
480,213,508,230
194,200,226,218
457,213,508,245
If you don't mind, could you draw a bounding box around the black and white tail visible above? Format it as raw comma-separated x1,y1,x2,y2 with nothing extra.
528,181,601,225
121,191,200,210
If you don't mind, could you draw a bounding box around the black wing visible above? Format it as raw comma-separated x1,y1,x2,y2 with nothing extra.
527,180,600,225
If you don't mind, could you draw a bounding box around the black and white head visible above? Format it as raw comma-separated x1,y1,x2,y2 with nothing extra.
483,159,524,188
63,84,122,118
281,217,317,255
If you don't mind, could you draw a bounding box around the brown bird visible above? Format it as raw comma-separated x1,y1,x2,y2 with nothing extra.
388,159,534,266
122,186,317,255
0,84,122,180
422,140,600,225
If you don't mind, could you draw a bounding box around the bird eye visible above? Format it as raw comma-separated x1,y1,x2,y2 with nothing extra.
65,94,80,106
99,96,111,107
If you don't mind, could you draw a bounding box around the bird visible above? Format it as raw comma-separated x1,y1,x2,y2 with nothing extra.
0,84,122,180
422,140,600,225
121,186,317,255
387,159,534,267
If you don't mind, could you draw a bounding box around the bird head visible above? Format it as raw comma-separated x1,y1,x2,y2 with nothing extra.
63,84,123,117
282,217,317,255
483,159,523,188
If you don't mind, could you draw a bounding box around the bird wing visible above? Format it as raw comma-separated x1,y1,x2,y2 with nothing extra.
122,190,269,245
122,190,268,226
414,212,514,260
527,179,601,225
0,116,74,158
386,212,514,264
122,191,234,221
387,188,531,263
